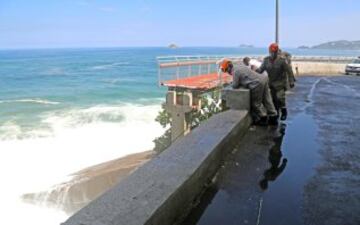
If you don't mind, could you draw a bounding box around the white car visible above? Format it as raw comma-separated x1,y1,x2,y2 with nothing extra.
345,57,360,75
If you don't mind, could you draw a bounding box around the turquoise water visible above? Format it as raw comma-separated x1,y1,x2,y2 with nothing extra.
1,47,359,139
0,48,166,138
0,47,359,225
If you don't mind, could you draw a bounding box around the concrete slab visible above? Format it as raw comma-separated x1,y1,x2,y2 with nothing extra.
62,110,251,225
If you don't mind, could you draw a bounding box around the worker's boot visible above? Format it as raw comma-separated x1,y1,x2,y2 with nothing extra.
268,115,279,126
280,108,288,121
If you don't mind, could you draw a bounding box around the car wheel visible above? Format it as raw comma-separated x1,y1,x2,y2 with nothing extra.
345,72,349,75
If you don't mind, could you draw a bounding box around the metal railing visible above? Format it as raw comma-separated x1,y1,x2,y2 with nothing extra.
157,55,247,87
157,55,355,87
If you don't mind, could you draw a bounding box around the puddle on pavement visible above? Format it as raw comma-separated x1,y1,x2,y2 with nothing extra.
258,113,320,225
180,112,321,225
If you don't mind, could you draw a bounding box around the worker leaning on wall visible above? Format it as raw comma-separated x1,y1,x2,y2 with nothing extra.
219,58,279,126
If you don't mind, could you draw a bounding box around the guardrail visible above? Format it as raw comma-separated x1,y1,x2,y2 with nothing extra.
157,55,354,87
157,56,244,87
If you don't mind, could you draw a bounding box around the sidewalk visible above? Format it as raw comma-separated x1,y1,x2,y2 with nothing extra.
181,76,360,225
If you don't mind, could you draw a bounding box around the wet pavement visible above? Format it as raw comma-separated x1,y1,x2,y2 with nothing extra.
180,76,360,225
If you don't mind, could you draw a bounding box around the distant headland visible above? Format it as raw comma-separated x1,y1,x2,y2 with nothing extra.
298,40,360,50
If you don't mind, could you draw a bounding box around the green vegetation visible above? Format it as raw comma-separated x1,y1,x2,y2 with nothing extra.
153,91,223,153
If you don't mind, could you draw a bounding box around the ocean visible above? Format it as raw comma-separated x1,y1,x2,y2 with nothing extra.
0,47,359,224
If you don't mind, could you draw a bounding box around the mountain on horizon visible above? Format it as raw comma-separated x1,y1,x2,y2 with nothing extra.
310,40,360,50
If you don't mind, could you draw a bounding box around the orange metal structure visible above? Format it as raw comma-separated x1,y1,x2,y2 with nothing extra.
157,56,237,91
161,73,233,90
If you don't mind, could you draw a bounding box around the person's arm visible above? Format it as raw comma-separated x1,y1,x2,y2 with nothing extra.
256,59,266,74
232,70,241,89
285,61,296,88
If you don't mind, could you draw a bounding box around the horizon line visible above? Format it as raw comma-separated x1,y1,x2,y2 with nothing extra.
1,45,360,51
0,46,331,51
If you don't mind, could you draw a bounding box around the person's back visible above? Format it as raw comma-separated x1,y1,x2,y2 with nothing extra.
232,63,263,90
230,62,278,125
280,51,296,89
219,58,278,125
258,56,288,90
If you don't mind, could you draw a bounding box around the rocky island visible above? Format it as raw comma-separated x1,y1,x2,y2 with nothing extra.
168,44,179,49
239,44,254,48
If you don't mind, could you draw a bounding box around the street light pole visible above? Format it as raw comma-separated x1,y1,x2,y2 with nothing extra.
276,0,279,44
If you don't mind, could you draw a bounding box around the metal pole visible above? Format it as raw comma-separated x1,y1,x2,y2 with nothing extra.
276,0,279,44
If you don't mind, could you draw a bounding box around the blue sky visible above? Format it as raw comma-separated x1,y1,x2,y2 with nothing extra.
0,0,359,49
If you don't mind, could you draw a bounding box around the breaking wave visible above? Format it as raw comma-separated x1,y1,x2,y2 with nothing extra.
0,102,165,224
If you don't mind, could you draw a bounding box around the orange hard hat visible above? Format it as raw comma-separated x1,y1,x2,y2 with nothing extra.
269,43,279,53
220,59,232,72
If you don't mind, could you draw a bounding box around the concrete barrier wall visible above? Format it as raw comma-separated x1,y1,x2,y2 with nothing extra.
293,62,346,75
63,109,251,225
221,88,250,111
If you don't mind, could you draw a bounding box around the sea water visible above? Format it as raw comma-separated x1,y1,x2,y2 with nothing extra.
0,47,359,224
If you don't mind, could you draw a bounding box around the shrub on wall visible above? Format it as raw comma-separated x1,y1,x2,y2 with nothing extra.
153,91,222,153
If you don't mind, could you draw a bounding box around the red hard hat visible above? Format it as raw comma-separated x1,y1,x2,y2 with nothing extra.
269,43,279,53
220,59,232,72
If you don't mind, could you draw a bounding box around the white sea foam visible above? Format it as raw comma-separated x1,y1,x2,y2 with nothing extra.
0,121,23,140
0,102,164,225
101,78,136,84
45,67,67,76
0,98,60,105
91,62,130,70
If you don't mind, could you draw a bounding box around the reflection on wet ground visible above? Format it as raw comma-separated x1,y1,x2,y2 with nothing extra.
180,76,360,225
181,114,319,225
259,113,319,225
259,124,287,191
